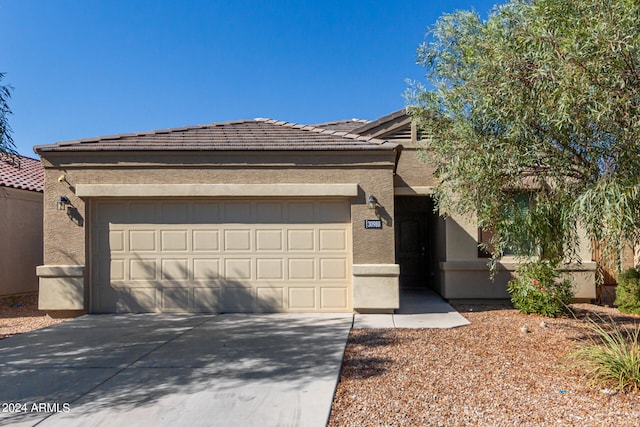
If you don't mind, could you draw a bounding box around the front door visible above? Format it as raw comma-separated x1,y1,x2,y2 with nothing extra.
394,196,433,289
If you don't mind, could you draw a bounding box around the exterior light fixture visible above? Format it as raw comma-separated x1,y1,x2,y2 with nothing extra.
367,195,378,209
56,196,70,211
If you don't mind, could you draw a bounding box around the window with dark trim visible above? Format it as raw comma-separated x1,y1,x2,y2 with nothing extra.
477,192,533,258
477,227,494,258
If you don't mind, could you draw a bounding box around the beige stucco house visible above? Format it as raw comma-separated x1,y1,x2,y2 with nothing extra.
0,154,44,296
34,110,596,315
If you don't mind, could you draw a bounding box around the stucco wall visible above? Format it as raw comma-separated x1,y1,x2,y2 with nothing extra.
441,212,597,301
394,147,436,190
40,150,397,268
0,186,42,295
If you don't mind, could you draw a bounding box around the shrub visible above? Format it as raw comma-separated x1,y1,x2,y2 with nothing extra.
569,318,640,392
507,259,574,317
615,267,640,315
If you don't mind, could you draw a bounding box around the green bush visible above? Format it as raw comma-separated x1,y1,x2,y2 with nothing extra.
507,259,574,317
615,267,640,315
569,318,640,392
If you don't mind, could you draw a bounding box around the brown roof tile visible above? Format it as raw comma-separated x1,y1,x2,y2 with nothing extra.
312,119,370,132
351,109,409,135
0,154,44,192
34,119,398,153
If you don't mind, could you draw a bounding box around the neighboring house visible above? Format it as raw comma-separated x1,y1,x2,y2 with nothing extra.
34,110,596,315
0,154,44,296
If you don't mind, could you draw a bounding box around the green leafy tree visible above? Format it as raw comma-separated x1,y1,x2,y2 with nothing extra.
0,72,16,157
406,0,640,273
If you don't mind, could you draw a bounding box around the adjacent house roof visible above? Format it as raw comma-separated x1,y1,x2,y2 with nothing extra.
0,154,44,192
34,119,399,153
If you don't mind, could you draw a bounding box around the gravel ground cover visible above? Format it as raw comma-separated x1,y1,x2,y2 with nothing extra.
0,294,64,340
329,302,640,427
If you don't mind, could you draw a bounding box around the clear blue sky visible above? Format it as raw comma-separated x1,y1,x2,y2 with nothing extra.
0,0,497,157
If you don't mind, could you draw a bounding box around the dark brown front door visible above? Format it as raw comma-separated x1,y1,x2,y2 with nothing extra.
395,196,433,289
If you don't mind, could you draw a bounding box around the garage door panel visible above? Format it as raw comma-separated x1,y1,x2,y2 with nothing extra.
130,230,156,251
289,287,316,309
321,288,348,309
125,288,156,312
256,258,284,280
224,202,252,223
256,229,283,251
224,258,252,280
320,258,348,280
193,287,220,312
256,287,284,311
288,259,316,280
110,259,125,281
96,203,125,224
130,259,157,280
193,230,219,251
161,230,188,251
319,229,348,251
256,202,283,223
288,229,315,251
160,202,188,223
192,202,221,222
162,288,190,311
224,287,254,312
92,199,351,313
109,231,125,252
288,202,315,223
193,258,220,279
161,259,189,280
224,229,252,251
129,202,158,223
318,201,350,223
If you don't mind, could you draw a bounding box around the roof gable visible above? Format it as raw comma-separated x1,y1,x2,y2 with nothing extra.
0,154,44,192
352,109,412,139
35,119,398,153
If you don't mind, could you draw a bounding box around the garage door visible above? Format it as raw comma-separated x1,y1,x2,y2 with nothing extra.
91,198,352,313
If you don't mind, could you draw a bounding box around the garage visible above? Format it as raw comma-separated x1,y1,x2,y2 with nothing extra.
90,198,352,313
36,117,401,315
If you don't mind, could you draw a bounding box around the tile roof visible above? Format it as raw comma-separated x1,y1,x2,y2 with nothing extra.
0,154,44,192
351,109,409,135
312,119,370,132
34,119,399,153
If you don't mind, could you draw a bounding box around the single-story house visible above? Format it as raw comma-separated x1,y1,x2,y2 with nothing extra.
34,110,596,315
0,154,43,296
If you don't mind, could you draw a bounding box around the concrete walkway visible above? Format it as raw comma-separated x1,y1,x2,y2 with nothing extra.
353,289,471,329
0,313,352,427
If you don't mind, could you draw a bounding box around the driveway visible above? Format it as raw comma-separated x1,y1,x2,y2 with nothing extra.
0,313,353,427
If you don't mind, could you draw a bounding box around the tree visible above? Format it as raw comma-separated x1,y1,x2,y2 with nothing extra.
406,0,640,274
0,72,16,157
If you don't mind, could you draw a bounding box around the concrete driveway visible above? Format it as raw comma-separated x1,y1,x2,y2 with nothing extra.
0,313,353,427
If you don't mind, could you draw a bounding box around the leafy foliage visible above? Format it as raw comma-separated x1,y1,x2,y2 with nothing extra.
615,267,640,315
569,317,640,392
406,0,640,272
0,72,16,157
507,259,574,317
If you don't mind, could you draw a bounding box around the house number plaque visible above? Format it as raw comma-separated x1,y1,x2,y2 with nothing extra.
364,219,382,229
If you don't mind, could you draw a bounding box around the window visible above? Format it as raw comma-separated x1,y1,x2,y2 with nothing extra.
477,191,534,258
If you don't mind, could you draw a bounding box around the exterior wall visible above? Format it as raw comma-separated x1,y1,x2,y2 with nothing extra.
394,147,437,190
441,212,597,301
0,186,42,296
38,150,398,312
352,264,399,313
373,118,597,303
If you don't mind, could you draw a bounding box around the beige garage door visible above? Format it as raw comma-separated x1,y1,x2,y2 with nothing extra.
91,198,352,313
